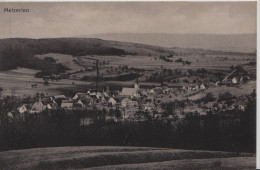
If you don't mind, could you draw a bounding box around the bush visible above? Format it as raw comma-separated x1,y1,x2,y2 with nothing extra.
218,92,235,102
35,71,52,78
202,92,216,103
183,79,189,83
175,58,183,62
44,56,56,63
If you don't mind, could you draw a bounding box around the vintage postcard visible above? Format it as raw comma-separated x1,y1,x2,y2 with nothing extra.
0,1,257,169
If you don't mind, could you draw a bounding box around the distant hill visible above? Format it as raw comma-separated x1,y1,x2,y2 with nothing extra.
0,38,130,72
87,33,256,53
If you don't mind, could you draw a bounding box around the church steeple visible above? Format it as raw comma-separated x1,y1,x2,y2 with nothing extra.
135,78,139,90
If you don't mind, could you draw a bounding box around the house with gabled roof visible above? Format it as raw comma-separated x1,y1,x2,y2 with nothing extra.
30,101,46,113
42,97,57,110
7,112,14,118
162,87,171,95
121,88,138,98
195,85,200,90
200,84,206,89
232,77,238,84
236,101,247,111
121,97,137,108
75,99,90,108
103,92,109,97
17,105,27,114
89,92,102,99
54,95,66,99
120,83,140,98
144,103,155,112
149,89,155,94
73,93,87,100
61,100,73,109
108,97,117,106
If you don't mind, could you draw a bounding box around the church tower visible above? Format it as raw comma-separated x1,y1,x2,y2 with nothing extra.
134,78,139,90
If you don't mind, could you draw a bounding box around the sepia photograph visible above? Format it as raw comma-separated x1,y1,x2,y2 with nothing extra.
0,1,257,169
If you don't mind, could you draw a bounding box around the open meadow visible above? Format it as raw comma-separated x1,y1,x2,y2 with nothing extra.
0,68,91,97
0,146,255,170
0,51,256,98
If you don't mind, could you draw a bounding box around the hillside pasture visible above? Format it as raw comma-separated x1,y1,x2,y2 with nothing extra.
8,67,40,76
204,82,256,98
92,157,255,170
71,54,255,85
79,54,255,71
0,146,255,170
35,53,85,73
187,81,256,101
0,68,91,97
32,53,255,84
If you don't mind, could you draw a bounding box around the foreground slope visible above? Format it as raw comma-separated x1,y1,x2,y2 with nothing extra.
0,146,255,170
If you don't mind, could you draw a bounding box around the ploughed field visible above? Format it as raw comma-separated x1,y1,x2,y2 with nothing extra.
0,146,255,169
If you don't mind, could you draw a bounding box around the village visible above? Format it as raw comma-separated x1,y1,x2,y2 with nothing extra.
0,47,256,127
0,2,257,169
8,69,254,126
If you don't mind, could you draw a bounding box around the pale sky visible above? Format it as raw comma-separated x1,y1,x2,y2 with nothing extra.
0,2,256,38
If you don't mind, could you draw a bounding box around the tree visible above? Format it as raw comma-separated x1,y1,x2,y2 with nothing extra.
168,69,173,76
43,79,49,86
175,58,183,62
218,92,234,102
188,69,194,76
235,65,245,73
183,79,189,83
185,61,191,65
0,87,3,97
115,110,122,119
0,46,25,70
44,56,56,63
230,65,235,70
203,92,215,103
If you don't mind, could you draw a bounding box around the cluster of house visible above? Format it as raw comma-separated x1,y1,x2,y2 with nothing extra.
216,69,251,86
183,75,251,93
182,83,206,92
13,83,180,121
11,80,251,123
15,83,140,117
181,98,248,117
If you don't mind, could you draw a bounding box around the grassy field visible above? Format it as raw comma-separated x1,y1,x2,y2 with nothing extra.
0,146,255,170
35,53,85,73
186,80,256,101
205,81,256,97
0,51,256,97
79,54,255,71
70,54,255,80
90,157,256,170
0,68,91,97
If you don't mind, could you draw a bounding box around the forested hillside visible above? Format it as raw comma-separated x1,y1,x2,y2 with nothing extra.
0,38,128,72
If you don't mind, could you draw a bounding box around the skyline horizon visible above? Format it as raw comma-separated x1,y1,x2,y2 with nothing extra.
0,2,256,39
0,32,257,39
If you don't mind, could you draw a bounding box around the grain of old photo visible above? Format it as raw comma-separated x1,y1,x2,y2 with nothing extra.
0,2,256,169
